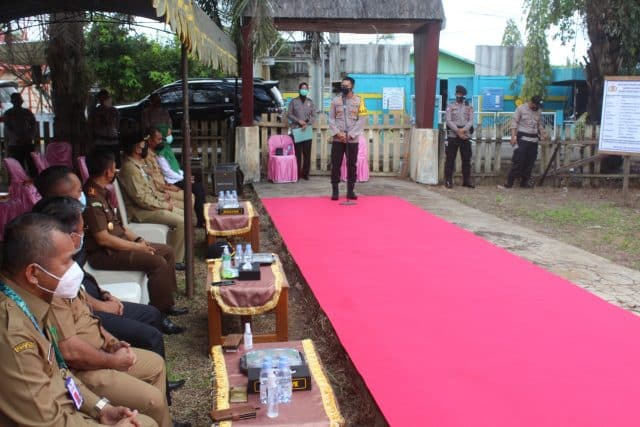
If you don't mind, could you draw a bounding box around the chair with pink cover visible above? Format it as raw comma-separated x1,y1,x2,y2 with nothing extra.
0,196,22,241
77,156,90,184
30,152,50,175
340,134,369,182
45,141,73,168
2,157,42,218
267,134,298,183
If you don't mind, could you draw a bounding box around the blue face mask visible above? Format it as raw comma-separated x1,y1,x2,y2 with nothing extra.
165,134,174,144
78,192,87,210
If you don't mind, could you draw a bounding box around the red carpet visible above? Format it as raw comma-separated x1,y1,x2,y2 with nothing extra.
262,195,640,426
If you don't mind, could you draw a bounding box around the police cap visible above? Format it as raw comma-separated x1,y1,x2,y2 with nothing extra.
455,85,467,96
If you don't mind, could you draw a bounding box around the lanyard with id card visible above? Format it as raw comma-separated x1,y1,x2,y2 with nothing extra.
0,283,84,409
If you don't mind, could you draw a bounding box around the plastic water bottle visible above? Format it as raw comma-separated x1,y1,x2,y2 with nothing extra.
221,245,232,278
266,371,279,418
235,244,244,268
244,243,253,264
218,191,225,208
243,322,253,351
259,357,272,405
276,356,292,404
231,190,239,207
225,191,232,207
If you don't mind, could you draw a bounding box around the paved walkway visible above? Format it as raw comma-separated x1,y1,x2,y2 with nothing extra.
254,177,640,315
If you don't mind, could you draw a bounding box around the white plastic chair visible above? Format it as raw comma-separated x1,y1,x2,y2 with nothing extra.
113,178,169,244
83,263,150,305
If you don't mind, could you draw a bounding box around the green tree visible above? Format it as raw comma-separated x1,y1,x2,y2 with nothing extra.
521,0,552,101
85,15,220,103
537,0,640,122
501,18,524,47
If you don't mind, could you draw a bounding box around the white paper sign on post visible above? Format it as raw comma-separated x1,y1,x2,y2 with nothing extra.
382,87,405,111
598,77,640,155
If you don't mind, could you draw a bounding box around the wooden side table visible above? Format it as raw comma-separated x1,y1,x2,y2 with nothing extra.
207,256,289,350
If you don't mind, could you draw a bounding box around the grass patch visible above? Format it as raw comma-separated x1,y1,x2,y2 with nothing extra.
525,202,640,257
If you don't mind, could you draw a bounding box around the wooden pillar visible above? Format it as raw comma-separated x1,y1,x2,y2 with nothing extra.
181,43,194,298
413,22,441,129
241,24,254,127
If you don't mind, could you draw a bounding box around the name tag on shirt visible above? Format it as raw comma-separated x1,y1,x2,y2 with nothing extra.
65,376,84,410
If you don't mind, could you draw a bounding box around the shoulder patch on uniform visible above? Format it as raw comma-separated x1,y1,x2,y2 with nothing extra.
14,341,35,353
91,202,103,208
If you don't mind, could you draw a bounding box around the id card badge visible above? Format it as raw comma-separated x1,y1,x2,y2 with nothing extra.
65,376,84,410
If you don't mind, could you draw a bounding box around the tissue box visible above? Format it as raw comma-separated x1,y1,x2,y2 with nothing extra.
247,364,311,393
237,263,261,281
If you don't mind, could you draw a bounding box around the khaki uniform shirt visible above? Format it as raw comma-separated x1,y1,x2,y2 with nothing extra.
48,291,108,351
445,101,474,139
287,96,316,129
144,150,170,194
328,95,364,142
0,279,103,426
83,179,128,256
511,104,543,142
119,156,171,213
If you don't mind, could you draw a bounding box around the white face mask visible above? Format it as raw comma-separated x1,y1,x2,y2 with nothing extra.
35,262,84,299
72,233,85,255
165,134,173,144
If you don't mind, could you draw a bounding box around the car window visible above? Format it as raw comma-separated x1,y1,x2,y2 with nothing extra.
157,88,182,104
193,88,227,104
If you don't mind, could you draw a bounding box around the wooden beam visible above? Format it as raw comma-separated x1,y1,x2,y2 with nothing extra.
413,22,440,128
241,24,254,127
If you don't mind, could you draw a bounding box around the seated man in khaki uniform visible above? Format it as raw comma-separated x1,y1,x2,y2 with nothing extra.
118,137,186,269
82,149,188,331
0,213,155,426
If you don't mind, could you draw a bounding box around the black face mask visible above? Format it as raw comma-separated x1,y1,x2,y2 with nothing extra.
141,144,149,159
341,86,351,96
156,143,165,151
531,105,539,111
456,96,465,103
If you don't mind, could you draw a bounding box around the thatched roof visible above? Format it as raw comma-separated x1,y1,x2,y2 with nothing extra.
0,0,237,73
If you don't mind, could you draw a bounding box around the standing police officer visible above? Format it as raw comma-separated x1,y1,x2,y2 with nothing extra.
444,85,475,188
505,95,547,188
328,76,364,200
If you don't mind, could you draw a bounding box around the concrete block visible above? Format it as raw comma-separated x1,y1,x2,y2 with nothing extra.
410,128,439,185
235,126,260,183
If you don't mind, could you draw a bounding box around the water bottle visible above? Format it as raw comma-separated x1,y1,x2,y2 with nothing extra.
225,190,232,208
266,371,279,418
234,244,244,268
231,190,239,207
259,357,272,405
243,322,253,351
221,245,232,278
244,243,253,264
218,191,225,208
276,356,292,404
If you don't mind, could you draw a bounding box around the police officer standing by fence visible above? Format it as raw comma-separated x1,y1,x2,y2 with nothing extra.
444,85,474,189
505,95,547,188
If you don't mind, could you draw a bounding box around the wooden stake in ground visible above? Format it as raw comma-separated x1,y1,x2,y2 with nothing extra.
400,127,413,178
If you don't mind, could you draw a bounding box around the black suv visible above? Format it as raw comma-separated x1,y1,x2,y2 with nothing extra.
116,78,284,136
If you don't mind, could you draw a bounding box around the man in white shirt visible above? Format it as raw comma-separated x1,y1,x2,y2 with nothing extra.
146,128,206,228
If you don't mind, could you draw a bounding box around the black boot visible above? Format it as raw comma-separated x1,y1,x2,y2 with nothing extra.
347,182,357,200
331,183,339,201
504,176,514,188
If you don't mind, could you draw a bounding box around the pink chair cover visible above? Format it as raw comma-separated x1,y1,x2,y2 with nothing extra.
45,141,73,168
77,156,89,184
340,135,370,182
267,134,298,183
30,152,50,175
0,158,42,237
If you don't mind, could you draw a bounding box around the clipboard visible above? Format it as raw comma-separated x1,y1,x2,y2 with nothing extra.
291,126,313,143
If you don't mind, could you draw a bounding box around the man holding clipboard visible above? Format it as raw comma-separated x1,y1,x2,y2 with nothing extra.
288,82,316,181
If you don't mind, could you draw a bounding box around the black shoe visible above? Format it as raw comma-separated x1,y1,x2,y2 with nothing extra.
168,379,186,392
173,421,191,427
195,222,205,229
166,306,189,316
161,317,186,335
462,182,475,188
445,180,452,189
175,262,186,271
504,180,514,188
302,176,309,180
347,192,358,200
520,182,534,189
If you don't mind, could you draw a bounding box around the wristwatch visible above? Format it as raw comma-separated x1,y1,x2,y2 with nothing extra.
95,397,110,414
